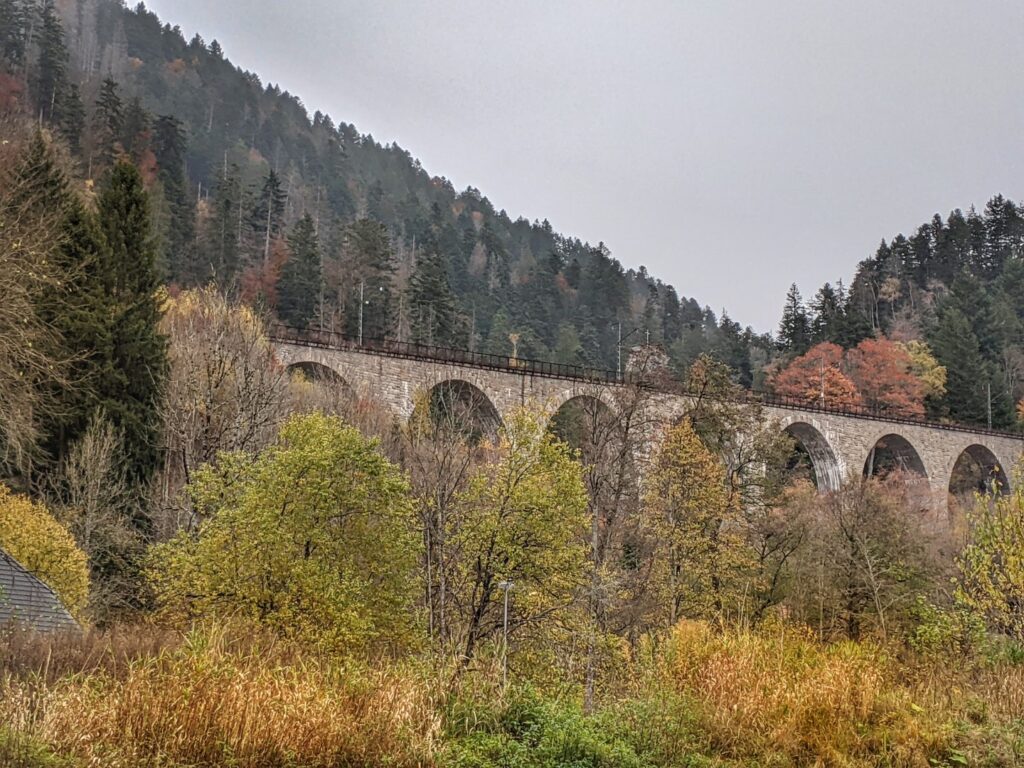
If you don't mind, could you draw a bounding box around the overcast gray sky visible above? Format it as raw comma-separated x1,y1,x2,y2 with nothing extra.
144,0,1024,332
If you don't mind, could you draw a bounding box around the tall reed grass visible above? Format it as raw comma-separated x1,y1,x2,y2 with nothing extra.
659,620,950,766
0,624,440,768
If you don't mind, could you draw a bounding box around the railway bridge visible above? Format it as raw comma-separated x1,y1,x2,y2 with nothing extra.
272,328,1023,510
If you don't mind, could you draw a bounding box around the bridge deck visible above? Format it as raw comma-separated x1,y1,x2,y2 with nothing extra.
272,326,1023,442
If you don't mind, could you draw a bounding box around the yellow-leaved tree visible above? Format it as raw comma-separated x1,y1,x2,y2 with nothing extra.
0,484,89,617
148,412,420,655
900,340,947,402
644,419,742,627
956,479,1024,640
449,408,589,668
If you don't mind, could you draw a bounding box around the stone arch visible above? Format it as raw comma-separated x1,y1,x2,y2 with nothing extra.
286,360,356,405
949,444,1011,498
549,386,620,422
420,379,503,442
783,421,842,492
863,433,928,481
548,394,619,453
288,360,352,389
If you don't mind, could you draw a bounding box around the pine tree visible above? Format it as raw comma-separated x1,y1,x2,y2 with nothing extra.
251,170,287,265
14,134,110,471
0,0,29,69
483,309,513,356
153,115,196,283
33,0,69,124
96,161,168,487
810,283,843,343
278,214,321,328
929,306,990,426
121,97,151,163
408,238,459,347
341,218,395,340
92,78,124,172
60,83,85,155
778,283,811,354
205,161,243,289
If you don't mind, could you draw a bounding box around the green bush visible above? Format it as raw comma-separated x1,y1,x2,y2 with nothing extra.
443,686,710,768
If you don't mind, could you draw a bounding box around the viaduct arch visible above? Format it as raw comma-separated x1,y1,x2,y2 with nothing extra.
273,337,1023,512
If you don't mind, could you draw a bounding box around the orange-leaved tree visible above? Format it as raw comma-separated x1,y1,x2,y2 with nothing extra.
846,338,925,418
768,343,862,410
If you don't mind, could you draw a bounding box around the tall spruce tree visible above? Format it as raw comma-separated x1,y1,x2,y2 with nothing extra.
929,306,991,426
60,83,85,155
153,115,196,283
278,213,321,328
96,162,167,487
0,0,28,69
408,238,459,347
92,78,124,172
341,218,395,340
251,170,287,265
778,283,811,354
33,0,69,124
14,134,110,471
205,162,243,289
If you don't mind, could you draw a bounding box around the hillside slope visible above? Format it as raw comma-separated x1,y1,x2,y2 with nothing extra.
7,0,767,381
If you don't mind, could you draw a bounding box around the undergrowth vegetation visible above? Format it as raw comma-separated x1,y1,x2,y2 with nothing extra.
2,621,1023,768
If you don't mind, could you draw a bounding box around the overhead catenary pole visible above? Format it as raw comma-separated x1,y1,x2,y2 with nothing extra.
358,280,365,346
498,580,513,689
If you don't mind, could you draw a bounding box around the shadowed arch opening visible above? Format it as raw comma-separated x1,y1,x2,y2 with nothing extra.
784,422,841,492
949,444,1010,500
548,395,619,454
423,380,502,443
287,361,354,405
864,434,927,481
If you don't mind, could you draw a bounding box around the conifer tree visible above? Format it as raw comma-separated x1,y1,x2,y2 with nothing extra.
408,238,459,347
778,283,811,354
33,0,69,123
205,162,243,289
153,115,196,283
251,170,287,265
0,0,28,69
96,162,168,487
12,135,110,471
930,306,991,426
121,97,151,163
92,78,124,172
278,213,321,328
60,83,85,154
341,218,395,340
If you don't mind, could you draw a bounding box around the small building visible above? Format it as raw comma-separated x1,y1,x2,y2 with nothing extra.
0,548,79,632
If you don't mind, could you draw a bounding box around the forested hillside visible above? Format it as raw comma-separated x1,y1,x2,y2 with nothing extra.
775,198,1024,428
2,0,1022,430
0,0,770,380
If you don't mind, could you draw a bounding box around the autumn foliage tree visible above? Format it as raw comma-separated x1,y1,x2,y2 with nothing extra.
769,342,862,410
149,413,420,655
846,338,926,417
770,338,929,417
644,419,736,626
0,483,89,617
448,408,589,667
956,479,1024,641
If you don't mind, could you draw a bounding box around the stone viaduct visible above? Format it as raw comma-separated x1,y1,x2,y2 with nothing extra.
272,333,1024,509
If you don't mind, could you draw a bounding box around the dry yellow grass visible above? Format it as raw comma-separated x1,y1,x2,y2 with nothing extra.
1,625,440,768
659,620,949,767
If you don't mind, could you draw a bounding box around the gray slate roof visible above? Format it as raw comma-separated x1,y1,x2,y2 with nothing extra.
0,547,79,632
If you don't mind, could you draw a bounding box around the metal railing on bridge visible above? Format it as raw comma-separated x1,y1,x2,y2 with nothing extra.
270,324,621,384
271,324,1024,441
